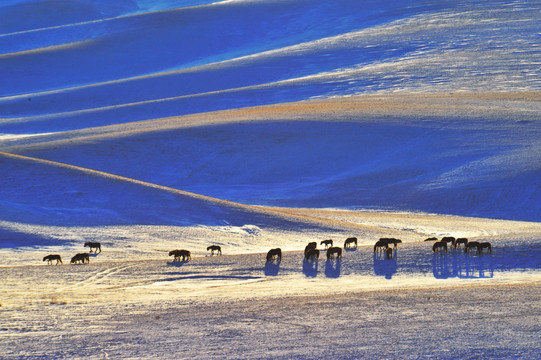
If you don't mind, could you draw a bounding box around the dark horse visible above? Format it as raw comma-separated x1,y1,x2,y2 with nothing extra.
207,245,222,256
465,241,480,253
380,237,402,248
305,248,320,261
424,237,438,242
373,240,388,253
432,241,447,253
320,239,333,249
43,254,62,265
455,238,468,249
344,237,358,248
304,242,317,259
84,242,101,253
169,249,191,261
477,242,492,254
441,236,456,248
70,253,89,264
385,247,394,260
266,248,282,262
326,247,342,260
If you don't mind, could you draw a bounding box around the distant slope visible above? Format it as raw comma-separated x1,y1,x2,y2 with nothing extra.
4,93,540,222
0,151,349,230
1,1,539,133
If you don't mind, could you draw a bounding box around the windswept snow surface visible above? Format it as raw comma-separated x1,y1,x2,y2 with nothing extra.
1,1,541,359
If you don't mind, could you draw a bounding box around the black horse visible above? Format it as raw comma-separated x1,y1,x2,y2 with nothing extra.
432,241,447,253
305,248,320,261
441,237,456,248
207,245,222,256
320,239,333,249
266,248,282,262
424,237,438,242
43,254,62,265
373,240,388,253
70,253,89,264
455,238,468,249
326,247,342,260
465,241,480,253
169,249,191,261
385,247,394,259
477,242,492,254
304,242,317,259
84,242,101,253
344,237,358,248
380,237,402,248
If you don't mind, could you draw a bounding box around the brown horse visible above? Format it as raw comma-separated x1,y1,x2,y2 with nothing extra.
84,242,101,253
266,248,282,262
304,242,317,259
374,240,389,253
441,237,456,248
385,247,393,260
344,237,358,248
465,241,480,253
432,241,447,253
320,239,333,249
207,245,222,255
70,253,89,264
477,242,492,254
424,237,438,242
326,247,342,260
455,238,468,249
380,237,402,248
43,254,62,265
305,248,320,261
169,249,191,261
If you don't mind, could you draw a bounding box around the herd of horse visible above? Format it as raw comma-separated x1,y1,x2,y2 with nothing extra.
42,242,101,265
428,236,492,254
41,236,493,266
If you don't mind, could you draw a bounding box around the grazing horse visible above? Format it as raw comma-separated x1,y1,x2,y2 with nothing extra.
432,241,448,253
455,238,468,249
380,237,402,248
84,242,101,253
373,240,388,253
43,254,62,265
305,248,320,261
326,247,342,260
266,248,282,262
424,237,438,242
169,249,191,261
441,237,456,248
385,247,393,260
465,241,480,253
344,237,358,248
320,239,333,249
70,253,89,264
477,242,492,254
304,242,317,259
207,245,222,256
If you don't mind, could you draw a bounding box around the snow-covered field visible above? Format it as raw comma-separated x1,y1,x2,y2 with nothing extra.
1,0,541,359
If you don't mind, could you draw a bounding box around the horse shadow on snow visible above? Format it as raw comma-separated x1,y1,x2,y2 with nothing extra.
264,260,280,276
325,259,341,278
302,259,318,278
373,250,397,279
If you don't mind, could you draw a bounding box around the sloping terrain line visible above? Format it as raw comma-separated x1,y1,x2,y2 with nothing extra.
0,150,377,232
3,92,540,151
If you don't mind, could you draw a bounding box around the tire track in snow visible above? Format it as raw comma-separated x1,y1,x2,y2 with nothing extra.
60,264,138,291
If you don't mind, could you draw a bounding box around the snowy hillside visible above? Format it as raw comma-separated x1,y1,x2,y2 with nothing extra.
1,0,540,229
1,2,541,359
